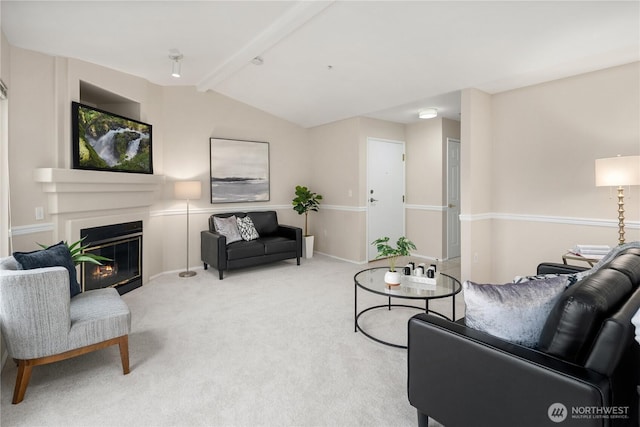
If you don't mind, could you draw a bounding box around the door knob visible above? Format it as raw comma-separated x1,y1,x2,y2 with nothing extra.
370,198,378,203
448,203,456,208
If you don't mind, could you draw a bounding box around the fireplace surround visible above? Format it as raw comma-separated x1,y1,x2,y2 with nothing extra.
80,221,142,295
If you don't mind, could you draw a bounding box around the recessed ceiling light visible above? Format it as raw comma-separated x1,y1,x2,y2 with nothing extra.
419,108,438,119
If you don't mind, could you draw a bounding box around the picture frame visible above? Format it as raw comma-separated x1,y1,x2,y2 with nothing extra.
72,102,153,174
209,138,270,203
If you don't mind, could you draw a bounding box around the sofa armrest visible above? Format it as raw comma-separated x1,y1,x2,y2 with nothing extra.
200,230,226,271
537,262,589,275
408,314,610,427
277,225,303,258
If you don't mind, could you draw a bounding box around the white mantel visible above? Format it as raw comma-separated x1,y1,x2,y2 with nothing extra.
34,168,166,283
34,168,164,214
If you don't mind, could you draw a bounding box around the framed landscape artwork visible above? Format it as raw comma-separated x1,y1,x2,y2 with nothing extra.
209,138,270,203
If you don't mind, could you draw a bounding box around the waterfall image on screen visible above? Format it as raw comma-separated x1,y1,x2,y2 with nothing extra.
72,102,153,174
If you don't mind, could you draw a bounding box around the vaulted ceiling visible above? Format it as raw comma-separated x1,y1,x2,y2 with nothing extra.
2,1,638,128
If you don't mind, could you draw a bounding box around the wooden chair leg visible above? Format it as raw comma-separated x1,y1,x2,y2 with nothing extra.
13,360,33,404
119,335,130,375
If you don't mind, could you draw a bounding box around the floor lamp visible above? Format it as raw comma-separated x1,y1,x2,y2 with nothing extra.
595,155,640,245
175,180,202,277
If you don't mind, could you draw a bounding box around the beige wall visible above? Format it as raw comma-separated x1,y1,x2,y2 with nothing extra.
160,86,310,273
4,42,639,286
487,62,639,282
460,88,494,283
6,46,312,279
0,29,8,368
405,117,461,259
460,62,640,284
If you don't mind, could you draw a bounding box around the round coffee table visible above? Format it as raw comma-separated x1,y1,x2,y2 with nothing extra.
354,267,462,348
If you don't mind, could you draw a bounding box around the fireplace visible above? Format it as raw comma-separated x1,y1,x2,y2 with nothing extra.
80,221,143,295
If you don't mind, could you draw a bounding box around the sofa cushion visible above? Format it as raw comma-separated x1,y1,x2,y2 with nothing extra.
213,216,242,244
13,242,81,298
537,268,633,363
237,216,260,241
463,276,568,347
260,236,297,255
248,211,279,236
226,240,264,260
604,253,640,287
585,288,640,375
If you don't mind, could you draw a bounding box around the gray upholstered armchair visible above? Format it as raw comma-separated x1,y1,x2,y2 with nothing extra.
0,256,131,404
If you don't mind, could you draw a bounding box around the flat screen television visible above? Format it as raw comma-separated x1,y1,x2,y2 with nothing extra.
72,101,153,174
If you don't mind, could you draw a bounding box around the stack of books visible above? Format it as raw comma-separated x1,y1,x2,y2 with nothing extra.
569,245,611,260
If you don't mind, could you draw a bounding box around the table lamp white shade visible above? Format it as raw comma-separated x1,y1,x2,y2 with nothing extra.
595,155,640,187
175,181,202,200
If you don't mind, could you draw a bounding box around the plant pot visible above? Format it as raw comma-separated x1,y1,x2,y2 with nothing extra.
303,235,315,259
384,270,401,286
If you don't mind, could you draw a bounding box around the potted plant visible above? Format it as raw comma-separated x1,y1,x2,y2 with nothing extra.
371,236,416,285
292,185,323,258
39,237,111,266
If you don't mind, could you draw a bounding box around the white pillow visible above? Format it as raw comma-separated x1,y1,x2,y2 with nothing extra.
236,216,259,241
213,216,242,244
463,276,569,347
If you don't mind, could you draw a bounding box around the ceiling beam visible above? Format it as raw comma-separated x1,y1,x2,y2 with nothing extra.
196,1,334,92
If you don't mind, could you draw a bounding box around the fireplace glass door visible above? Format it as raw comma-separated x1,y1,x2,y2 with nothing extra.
82,235,141,292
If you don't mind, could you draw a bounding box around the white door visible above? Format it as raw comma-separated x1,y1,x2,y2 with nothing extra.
446,138,461,259
367,138,405,261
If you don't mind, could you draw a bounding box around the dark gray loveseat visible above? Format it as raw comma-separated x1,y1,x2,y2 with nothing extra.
201,211,302,279
408,247,640,427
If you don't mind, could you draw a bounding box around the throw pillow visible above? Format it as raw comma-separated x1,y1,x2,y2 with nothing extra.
213,216,242,244
13,241,82,298
236,216,260,241
463,275,569,347
513,273,580,287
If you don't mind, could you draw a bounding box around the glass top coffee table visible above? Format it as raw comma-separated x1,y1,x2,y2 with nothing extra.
354,267,462,348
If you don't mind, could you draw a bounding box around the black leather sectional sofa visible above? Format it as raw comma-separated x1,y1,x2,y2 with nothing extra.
201,211,302,279
408,247,640,427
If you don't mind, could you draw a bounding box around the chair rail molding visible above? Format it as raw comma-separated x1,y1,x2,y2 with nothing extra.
459,212,639,228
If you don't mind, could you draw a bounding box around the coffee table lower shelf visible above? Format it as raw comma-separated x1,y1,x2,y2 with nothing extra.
355,303,452,349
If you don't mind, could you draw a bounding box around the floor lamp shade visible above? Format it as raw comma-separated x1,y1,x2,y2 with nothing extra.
175,181,202,278
595,155,640,245
175,181,202,200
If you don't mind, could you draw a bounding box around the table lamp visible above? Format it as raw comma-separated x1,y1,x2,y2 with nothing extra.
175,180,202,277
595,155,640,245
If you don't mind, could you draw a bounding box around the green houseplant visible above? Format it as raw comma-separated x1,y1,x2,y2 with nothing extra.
371,236,416,285
39,237,111,266
292,185,323,258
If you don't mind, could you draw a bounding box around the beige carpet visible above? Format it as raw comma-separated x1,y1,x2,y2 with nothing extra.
1,255,462,427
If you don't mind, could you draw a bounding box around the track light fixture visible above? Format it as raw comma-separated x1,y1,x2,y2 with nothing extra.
169,51,184,78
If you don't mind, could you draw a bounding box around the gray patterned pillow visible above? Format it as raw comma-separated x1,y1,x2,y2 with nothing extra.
213,216,242,244
237,216,259,241
463,275,569,347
